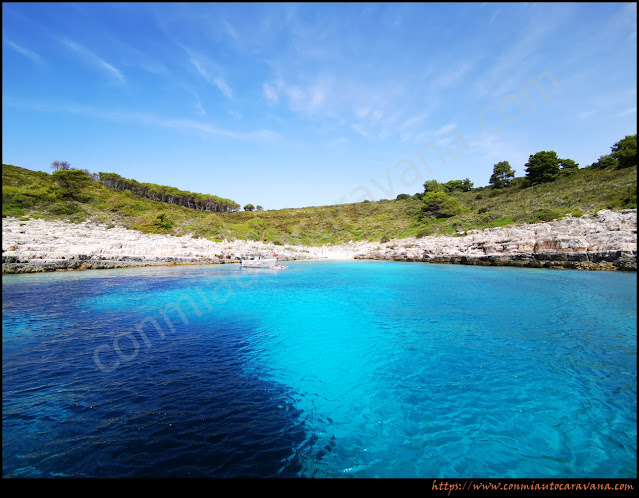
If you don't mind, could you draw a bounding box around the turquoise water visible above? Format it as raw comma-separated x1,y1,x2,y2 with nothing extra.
2,260,636,477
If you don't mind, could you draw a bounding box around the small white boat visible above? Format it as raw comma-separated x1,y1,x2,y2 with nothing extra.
240,255,277,268
269,264,288,270
240,252,286,269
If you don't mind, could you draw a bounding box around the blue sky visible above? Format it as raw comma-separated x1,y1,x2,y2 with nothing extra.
3,3,637,210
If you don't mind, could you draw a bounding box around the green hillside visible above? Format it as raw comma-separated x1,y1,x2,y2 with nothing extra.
2,162,636,245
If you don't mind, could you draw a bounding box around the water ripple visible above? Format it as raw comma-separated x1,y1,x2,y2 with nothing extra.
2,261,636,477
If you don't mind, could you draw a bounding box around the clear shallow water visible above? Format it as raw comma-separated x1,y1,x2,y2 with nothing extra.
2,260,636,478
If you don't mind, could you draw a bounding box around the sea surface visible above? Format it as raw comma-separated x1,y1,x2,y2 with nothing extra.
2,260,636,478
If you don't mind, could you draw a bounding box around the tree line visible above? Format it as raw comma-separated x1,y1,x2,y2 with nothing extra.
396,133,636,219
50,161,255,213
51,160,99,181
488,133,636,189
98,172,241,213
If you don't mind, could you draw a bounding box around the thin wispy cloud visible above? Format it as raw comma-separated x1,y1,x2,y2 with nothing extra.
289,80,329,115
263,73,415,142
262,76,331,115
401,112,430,130
5,39,43,64
213,77,233,100
571,90,635,121
601,3,637,42
194,100,206,116
489,8,501,24
3,96,279,142
468,133,527,174
399,112,431,143
188,57,207,78
351,123,370,138
327,137,347,147
577,110,596,120
3,3,635,210
474,4,575,99
590,89,638,117
430,62,474,92
412,123,460,146
183,47,233,100
434,123,458,138
223,19,239,42
60,38,125,83
355,106,371,119
157,117,277,141
139,60,169,76
263,82,279,104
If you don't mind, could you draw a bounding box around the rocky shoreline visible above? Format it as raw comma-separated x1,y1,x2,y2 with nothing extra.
354,209,637,271
355,249,637,271
2,209,637,273
1,254,239,274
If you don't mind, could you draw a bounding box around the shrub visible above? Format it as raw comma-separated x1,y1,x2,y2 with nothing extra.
3,205,25,216
476,214,491,225
489,161,515,189
414,226,434,237
622,185,637,207
51,160,71,171
51,169,92,201
605,185,637,209
423,180,445,193
528,208,562,223
47,202,80,216
611,134,637,169
489,215,514,228
443,178,473,193
559,158,579,174
525,151,560,185
422,192,462,218
590,154,618,169
155,213,173,230
512,177,529,188
2,189,37,208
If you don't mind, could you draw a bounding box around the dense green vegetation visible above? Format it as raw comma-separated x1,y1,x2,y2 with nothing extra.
489,161,516,189
98,172,240,213
2,135,636,245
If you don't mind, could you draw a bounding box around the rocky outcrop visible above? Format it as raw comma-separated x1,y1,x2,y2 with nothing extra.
353,209,637,271
0,255,237,274
1,217,324,274
2,209,637,273
358,250,636,271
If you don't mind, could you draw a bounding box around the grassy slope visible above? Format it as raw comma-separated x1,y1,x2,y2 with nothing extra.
2,163,636,245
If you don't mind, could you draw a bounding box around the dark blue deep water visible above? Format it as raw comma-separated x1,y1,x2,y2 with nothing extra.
2,260,636,477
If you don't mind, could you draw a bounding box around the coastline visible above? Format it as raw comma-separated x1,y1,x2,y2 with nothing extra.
2,209,636,274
